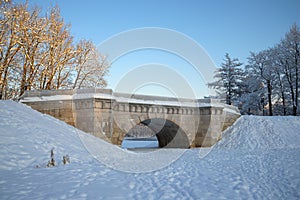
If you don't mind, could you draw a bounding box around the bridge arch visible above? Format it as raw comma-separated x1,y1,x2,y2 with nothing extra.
122,118,190,148
20,89,241,148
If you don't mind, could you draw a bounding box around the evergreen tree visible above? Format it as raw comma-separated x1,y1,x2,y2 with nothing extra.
209,53,244,105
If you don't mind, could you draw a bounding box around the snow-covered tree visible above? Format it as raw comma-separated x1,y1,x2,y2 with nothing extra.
209,53,244,105
245,49,276,116
277,24,300,116
241,24,300,116
270,46,289,115
240,72,265,115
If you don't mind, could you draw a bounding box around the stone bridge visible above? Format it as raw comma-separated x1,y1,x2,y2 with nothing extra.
20,89,240,148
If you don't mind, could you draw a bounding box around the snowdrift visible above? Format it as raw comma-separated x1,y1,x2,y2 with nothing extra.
1,100,299,171
0,100,95,170
0,101,186,172
217,115,300,150
0,101,300,199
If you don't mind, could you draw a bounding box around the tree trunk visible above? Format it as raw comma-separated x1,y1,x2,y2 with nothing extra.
267,80,273,116
295,45,299,115
290,83,296,116
282,91,286,116
0,66,9,99
20,60,28,97
277,71,286,115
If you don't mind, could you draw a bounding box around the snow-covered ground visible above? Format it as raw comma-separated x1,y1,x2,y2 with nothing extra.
0,100,299,199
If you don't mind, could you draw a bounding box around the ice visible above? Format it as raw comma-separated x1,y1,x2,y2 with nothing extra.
121,136,159,149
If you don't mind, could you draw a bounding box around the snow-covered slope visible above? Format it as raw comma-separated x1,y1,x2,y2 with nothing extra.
0,101,299,199
0,100,187,173
217,115,300,150
0,100,94,170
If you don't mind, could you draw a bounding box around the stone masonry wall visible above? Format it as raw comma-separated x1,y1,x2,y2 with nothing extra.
20,89,241,148
24,100,75,126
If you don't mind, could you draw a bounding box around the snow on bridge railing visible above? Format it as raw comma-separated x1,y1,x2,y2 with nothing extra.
20,89,240,112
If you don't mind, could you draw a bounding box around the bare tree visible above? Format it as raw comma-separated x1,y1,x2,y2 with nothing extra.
0,2,109,99
0,0,12,6
39,6,75,90
72,40,109,89
18,5,48,96
278,24,300,116
0,2,22,99
247,50,275,116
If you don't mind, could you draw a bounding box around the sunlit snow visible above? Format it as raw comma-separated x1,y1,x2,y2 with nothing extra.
0,101,299,199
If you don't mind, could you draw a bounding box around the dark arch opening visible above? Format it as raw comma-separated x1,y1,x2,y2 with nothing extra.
121,118,190,149
141,118,189,148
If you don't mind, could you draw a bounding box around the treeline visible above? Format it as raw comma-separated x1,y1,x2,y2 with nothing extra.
209,24,300,116
0,1,109,100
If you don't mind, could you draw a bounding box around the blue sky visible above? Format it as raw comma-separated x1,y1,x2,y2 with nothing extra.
20,0,300,98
